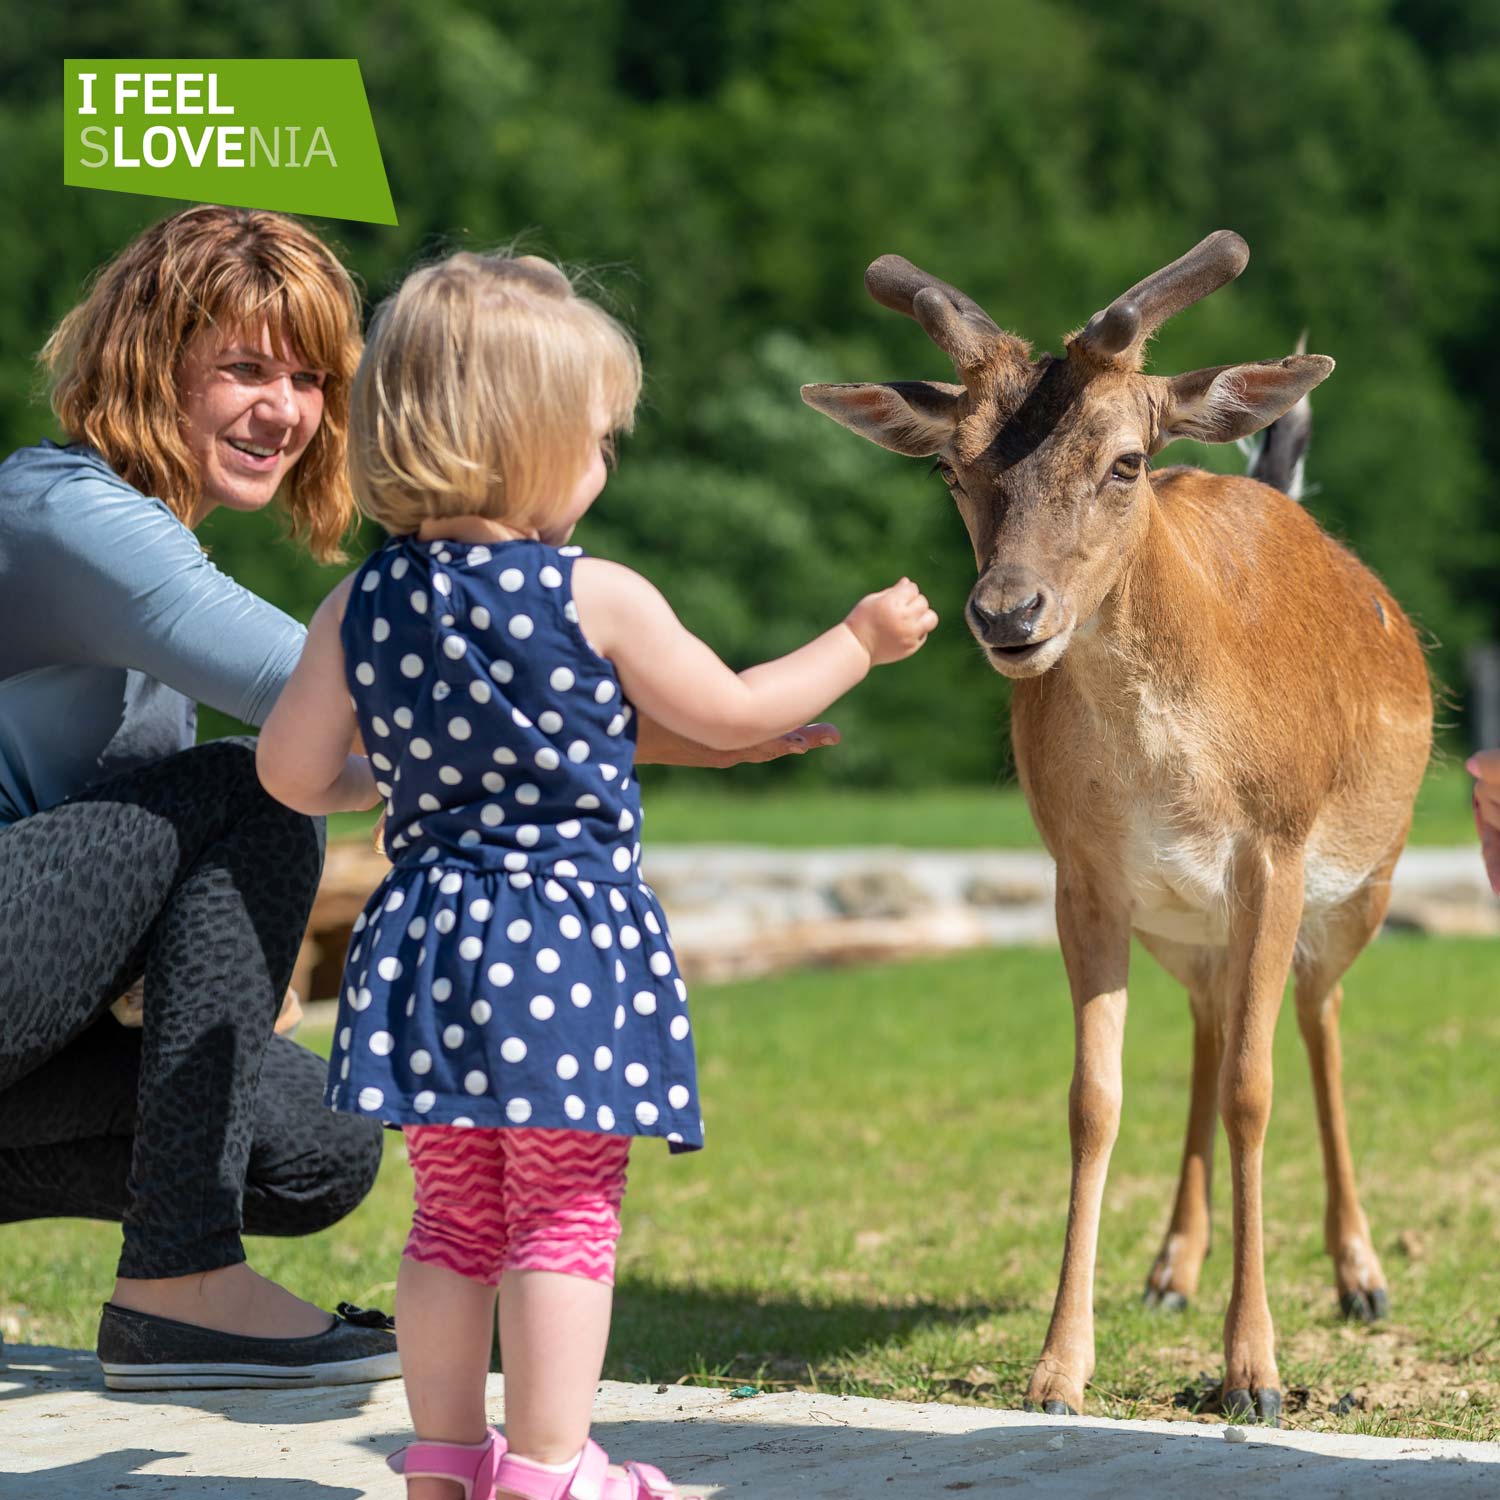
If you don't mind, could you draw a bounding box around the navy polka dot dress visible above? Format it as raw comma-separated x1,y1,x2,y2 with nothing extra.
324,535,702,1152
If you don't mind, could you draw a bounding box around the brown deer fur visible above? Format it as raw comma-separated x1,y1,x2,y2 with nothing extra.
803,233,1431,1425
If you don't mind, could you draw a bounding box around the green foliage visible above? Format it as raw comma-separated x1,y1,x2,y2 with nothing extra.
8,0,1500,783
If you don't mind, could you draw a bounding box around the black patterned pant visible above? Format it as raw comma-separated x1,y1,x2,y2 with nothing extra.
0,738,382,1279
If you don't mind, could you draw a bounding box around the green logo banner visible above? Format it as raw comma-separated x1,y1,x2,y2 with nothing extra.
63,60,397,225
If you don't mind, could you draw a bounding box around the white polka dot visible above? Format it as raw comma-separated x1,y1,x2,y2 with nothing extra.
511,709,532,729
401,654,424,678
570,982,592,1007
448,716,472,740
458,936,483,961
552,1053,580,1083
555,859,578,877
508,615,534,640
535,747,560,771
391,556,409,580
469,680,492,705
371,753,393,774
564,1094,585,1120
536,947,560,973
434,909,456,934
490,660,515,685
452,1117,474,1128
608,889,628,913
487,962,514,986
440,765,463,786
470,604,491,629
667,1132,683,1144
442,635,466,661
467,898,492,922
499,568,524,592
539,565,562,587
340,1057,351,1079
418,793,440,813
595,681,616,704
515,783,540,806
339,1025,352,1049
506,1098,532,1124
597,1105,615,1130
464,1070,487,1095
369,1031,395,1056
536,712,563,738
559,914,582,939
410,737,433,760
549,667,575,692
414,1089,436,1113
517,825,540,847
559,545,582,557
395,707,414,729
377,956,403,981
624,1062,648,1087
614,1004,626,1030
355,662,375,686
443,1025,464,1049
594,1046,612,1070
371,716,390,737
468,546,492,567
618,809,636,834
481,804,504,826
607,714,626,736
358,1086,384,1111
543,880,567,903
600,765,619,782
576,795,600,811
590,923,613,949
439,872,462,895
649,952,673,977
614,958,626,982
410,589,428,614
668,1085,690,1109
500,1036,527,1063
530,995,555,1021
644,911,662,936
433,573,452,597
566,741,590,764
482,772,505,793
675,977,688,1001
620,926,641,950
433,681,451,703
635,1101,659,1127
503,852,528,871
632,990,657,1016
670,1015,690,1041
612,848,632,873
471,999,493,1024
507,919,532,942
432,978,452,1001
383,889,406,913
362,570,380,591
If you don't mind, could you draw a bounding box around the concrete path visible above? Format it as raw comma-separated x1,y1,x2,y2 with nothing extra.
4,1344,1496,1499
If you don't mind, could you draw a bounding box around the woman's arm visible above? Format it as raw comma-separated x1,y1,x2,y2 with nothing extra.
573,558,935,752
256,575,379,814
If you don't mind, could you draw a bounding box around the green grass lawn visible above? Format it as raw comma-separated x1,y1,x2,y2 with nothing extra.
327,757,1479,849
5,934,1497,1440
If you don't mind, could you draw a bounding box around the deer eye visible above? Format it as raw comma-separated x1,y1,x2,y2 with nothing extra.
1109,452,1146,484
932,459,963,490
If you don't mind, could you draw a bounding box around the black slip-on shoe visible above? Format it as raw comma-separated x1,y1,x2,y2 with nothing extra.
96,1299,400,1391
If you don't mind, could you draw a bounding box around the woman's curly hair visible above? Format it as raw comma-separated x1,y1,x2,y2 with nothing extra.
42,204,363,561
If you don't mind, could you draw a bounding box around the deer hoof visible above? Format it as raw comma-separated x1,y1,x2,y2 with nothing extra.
1042,1400,1078,1417
1224,1387,1282,1427
1142,1286,1189,1313
1339,1287,1389,1323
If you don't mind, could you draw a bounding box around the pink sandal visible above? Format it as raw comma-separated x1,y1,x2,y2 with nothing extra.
387,1427,507,1498
495,1437,696,1499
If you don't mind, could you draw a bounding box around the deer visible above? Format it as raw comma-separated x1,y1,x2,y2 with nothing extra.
802,232,1431,1426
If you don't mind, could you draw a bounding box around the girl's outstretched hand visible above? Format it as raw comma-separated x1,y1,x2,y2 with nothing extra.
1468,751,1500,895
846,578,939,666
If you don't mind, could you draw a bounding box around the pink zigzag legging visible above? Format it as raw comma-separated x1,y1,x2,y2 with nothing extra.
403,1125,631,1287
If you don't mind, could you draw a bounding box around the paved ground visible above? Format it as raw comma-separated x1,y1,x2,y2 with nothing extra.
4,1344,1497,1498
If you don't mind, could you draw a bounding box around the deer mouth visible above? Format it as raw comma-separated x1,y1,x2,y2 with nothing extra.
983,623,1075,678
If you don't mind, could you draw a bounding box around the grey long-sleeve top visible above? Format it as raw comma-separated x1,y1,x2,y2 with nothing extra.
0,441,307,828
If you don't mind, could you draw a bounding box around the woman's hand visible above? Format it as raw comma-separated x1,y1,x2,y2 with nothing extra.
1468,751,1500,894
636,717,841,768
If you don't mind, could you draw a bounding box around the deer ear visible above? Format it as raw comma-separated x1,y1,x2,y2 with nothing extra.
801,380,964,457
1157,355,1333,449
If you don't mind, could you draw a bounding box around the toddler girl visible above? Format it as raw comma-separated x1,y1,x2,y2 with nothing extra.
256,251,937,1500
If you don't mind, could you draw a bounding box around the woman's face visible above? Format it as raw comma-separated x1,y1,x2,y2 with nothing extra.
176,324,328,525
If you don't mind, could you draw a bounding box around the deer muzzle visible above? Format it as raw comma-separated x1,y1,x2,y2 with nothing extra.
967,568,1073,677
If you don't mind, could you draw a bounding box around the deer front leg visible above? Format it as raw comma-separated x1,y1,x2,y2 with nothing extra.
1219,843,1304,1427
1025,868,1131,1416
1144,982,1221,1311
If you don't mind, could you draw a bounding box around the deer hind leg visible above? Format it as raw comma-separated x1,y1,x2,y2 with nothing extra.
1293,876,1394,1323
1024,867,1131,1417
1143,956,1224,1311
1219,843,1304,1427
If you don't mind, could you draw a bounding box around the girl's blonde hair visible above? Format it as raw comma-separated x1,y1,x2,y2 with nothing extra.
349,252,642,533
42,205,363,562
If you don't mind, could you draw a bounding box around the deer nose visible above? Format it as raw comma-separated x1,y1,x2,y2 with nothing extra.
970,588,1050,647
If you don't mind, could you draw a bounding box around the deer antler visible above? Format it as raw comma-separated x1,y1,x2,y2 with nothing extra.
865,255,1019,378
1073,230,1250,367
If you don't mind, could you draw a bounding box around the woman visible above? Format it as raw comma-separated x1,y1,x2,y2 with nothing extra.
0,205,834,1390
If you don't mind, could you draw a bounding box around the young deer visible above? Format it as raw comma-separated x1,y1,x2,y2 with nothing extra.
803,232,1431,1425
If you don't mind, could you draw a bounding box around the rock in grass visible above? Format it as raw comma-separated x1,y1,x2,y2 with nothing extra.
1224,1425,1250,1444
